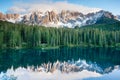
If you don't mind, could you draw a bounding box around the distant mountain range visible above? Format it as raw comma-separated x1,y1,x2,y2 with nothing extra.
0,10,120,28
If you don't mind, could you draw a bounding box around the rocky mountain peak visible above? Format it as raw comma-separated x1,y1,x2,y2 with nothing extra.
0,12,6,20
0,10,119,28
98,10,115,19
0,12,19,21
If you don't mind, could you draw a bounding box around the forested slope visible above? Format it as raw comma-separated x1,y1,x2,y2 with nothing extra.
0,20,120,49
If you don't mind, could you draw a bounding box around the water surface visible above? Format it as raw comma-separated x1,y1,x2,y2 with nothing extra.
0,47,120,80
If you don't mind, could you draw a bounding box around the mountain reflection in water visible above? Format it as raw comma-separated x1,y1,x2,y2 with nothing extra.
0,47,120,80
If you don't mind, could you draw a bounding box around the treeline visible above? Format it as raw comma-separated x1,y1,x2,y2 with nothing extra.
0,21,120,48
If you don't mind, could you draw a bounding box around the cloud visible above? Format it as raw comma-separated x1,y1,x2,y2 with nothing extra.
7,7,26,14
6,1,101,14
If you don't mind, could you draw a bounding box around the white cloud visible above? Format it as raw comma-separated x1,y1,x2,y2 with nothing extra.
6,1,101,14
6,7,26,14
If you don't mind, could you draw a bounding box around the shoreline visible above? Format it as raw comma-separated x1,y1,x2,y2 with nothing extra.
1,44,120,50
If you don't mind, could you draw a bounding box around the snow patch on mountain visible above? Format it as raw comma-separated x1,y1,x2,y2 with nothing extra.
0,10,117,28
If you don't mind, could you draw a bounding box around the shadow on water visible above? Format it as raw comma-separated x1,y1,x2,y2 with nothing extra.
0,47,120,72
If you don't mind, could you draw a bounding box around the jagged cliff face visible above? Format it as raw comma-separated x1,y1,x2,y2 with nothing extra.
0,10,116,27
0,12,19,20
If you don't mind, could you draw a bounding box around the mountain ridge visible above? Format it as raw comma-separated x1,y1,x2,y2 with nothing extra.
0,10,119,28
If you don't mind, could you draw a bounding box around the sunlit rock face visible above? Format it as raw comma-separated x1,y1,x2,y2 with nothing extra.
6,14,19,19
0,10,117,27
0,12,19,21
18,10,116,27
0,12,6,20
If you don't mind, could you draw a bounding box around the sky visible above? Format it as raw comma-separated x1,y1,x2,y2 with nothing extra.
0,0,120,15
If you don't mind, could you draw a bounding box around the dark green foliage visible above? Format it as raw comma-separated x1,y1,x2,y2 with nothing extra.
96,17,119,24
0,20,120,48
82,17,120,31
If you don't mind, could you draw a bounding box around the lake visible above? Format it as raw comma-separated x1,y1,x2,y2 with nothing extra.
0,47,120,80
